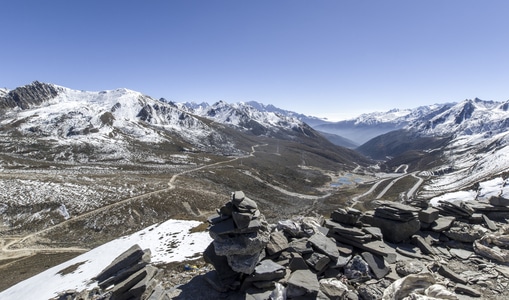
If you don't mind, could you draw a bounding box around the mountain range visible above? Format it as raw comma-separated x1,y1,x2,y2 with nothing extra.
3,81,509,296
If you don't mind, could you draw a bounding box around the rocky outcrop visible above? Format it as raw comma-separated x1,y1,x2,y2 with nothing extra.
0,81,60,110
198,192,509,299
52,245,169,300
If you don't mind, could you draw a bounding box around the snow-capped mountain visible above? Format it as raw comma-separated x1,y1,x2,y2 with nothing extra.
353,98,509,199
312,104,455,145
0,81,351,166
409,98,509,137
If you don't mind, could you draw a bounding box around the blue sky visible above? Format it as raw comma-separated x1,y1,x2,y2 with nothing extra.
2,1,509,120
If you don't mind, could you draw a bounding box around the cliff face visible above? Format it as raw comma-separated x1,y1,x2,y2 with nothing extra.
0,81,60,110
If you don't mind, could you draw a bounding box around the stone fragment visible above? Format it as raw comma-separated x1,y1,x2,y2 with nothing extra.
245,288,273,300
227,251,265,274
358,279,391,300
288,238,313,254
361,252,390,279
449,248,473,260
236,197,258,213
232,211,252,229
395,260,424,276
330,254,352,269
109,265,159,300
232,191,245,206
95,244,147,284
319,278,350,299
362,226,383,240
336,242,354,255
213,230,270,256
482,214,498,231
251,259,286,282
454,284,481,297
431,216,455,232
443,222,487,243
438,200,474,217
331,208,361,225
438,265,467,284
286,269,320,298
289,253,309,271
305,252,331,272
308,233,340,260
489,195,509,207
266,230,289,256
360,213,420,243
373,201,420,222
344,255,371,281
418,207,440,223
382,272,435,300
411,235,436,255
203,243,238,286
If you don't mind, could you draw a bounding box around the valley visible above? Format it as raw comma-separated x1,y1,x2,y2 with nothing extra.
2,83,509,298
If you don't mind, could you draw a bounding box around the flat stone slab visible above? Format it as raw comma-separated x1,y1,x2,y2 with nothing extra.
308,233,340,260
266,231,289,256
430,216,455,232
438,265,467,284
449,248,473,260
361,252,390,279
419,207,439,223
287,269,320,298
252,259,286,281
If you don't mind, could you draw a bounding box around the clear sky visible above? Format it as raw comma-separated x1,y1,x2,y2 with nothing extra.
2,1,509,120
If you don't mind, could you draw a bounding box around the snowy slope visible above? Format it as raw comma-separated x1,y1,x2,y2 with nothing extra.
0,219,212,300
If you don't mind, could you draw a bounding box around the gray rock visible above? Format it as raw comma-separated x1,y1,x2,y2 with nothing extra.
305,252,331,272
236,197,259,213
319,278,350,299
482,214,498,231
395,260,424,276
95,244,148,284
330,254,352,269
203,243,238,286
344,255,371,281
288,238,313,254
411,235,436,255
418,207,439,223
289,253,309,271
361,252,390,279
227,251,265,274
213,230,270,256
443,222,487,243
357,279,391,300
438,265,467,284
449,248,473,260
110,265,159,300
455,284,481,297
430,216,456,232
373,201,420,222
331,208,361,225
232,191,245,206
489,195,509,207
266,230,289,256
362,227,383,240
308,233,340,261
252,259,286,282
286,269,320,298
360,214,420,243
232,211,253,229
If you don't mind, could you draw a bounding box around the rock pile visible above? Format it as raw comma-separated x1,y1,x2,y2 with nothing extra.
52,245,169,300
200,191,509,299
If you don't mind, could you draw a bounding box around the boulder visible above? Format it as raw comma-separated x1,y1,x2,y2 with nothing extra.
308,233,340,261
286,269,320,298
265,231,289,256
95,244,148,283
360,214,420,243
361,252,390,279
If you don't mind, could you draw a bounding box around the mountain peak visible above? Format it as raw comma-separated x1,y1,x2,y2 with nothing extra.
0,81,61,110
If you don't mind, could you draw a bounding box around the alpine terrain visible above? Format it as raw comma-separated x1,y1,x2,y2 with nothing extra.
2,82,509,299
